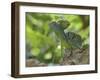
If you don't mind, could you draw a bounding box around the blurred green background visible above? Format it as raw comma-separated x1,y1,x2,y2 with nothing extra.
25,12,89,65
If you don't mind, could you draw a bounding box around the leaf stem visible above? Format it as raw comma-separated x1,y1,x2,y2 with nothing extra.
61,39,63,61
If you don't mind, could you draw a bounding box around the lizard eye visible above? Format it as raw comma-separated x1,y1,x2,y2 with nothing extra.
58,20,70,29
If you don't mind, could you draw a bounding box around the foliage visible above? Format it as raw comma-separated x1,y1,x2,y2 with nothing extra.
26,12,89,64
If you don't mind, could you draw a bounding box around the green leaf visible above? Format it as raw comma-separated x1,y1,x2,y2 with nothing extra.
44,52,52,60
31,48,40,57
